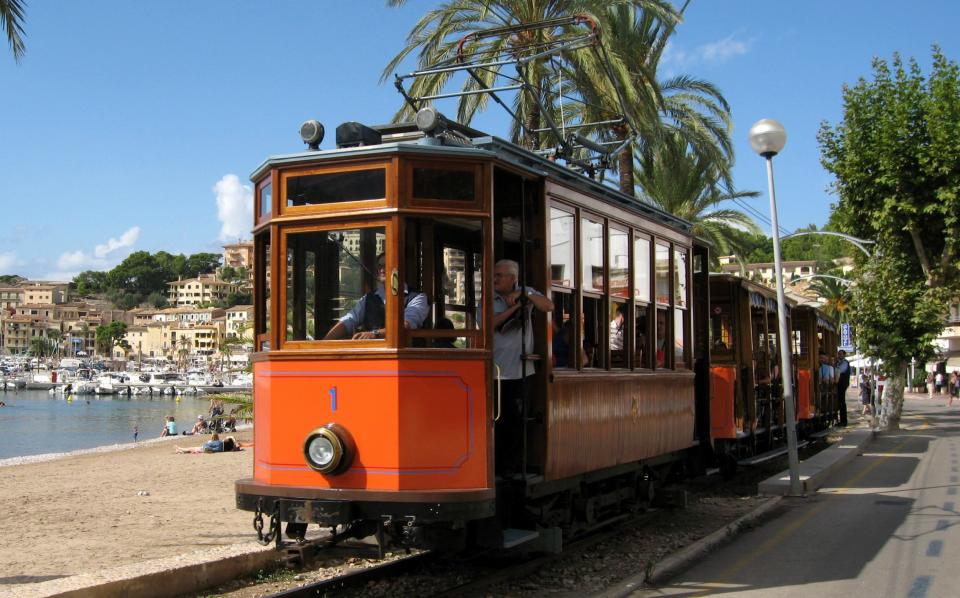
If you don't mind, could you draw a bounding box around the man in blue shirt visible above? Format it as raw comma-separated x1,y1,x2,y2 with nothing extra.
324,254,428,340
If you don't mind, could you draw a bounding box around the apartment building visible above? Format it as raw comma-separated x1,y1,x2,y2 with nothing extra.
167,274,237,307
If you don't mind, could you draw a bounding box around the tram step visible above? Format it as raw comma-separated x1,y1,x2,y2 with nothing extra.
738,441,809,466
502,528,540,549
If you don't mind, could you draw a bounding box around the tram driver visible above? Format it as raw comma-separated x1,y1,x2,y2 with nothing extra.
323,253,428,340
493,259,554,475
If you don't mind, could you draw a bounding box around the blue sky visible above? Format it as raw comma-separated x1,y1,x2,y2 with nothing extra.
1,1,957,280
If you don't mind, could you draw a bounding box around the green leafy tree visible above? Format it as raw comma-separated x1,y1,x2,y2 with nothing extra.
0,274,24,284
109,251,167,296
95,321,128,357
184,253,222,277
1,0,26,63
818,46,960,429
72,270,110,297
146,291,168,308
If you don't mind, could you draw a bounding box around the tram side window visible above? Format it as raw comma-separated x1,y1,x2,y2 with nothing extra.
550,208,575,288
404,217,483,349
792,329,808,364
610,301,628,368
655,243,671,368
258,183,272,219
710,305,734,357
285,227,387,342
674,248,689,367
552,292,577,368
634,235,651,368
287,169,386,207
255,233,271,351
581,217,606,368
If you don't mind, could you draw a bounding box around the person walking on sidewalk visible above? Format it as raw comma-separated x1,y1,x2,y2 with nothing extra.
836,351,851,426
859,372,872,416
927,371,935,400
951,371,959,407
936,371,944,395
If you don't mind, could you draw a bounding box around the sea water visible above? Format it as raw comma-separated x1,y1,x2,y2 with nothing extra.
0,389,217,459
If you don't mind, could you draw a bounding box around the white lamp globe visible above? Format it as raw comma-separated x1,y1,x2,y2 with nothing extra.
748,119,787,157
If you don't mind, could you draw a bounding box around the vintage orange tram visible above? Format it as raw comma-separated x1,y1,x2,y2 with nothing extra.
236,111,715,551
235,109,838,551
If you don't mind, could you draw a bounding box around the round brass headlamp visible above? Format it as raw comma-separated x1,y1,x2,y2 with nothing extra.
303,425,351,474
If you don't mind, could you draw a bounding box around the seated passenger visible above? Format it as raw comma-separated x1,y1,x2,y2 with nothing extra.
433,317,457,349
324,253,428,340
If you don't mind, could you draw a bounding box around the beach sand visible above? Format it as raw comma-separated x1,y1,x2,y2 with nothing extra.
0,432,258,592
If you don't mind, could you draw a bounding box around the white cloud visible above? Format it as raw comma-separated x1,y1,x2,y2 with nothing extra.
94,227,141,259
214,174,253,242
663,34,752,71
0,252,17,272
700,35,750,63
53,226,141,278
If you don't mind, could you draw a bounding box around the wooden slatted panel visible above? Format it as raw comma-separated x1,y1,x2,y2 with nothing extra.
545,373,695,481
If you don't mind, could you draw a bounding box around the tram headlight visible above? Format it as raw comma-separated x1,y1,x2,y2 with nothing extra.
303,425,352,474
299,119,325,150
415,106,446,135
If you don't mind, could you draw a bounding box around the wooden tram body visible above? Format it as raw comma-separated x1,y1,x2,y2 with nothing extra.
791,305,840,431
708,274,791,464
235,119,711,550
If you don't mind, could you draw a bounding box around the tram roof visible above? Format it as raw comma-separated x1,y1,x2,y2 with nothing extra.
250,122,694,235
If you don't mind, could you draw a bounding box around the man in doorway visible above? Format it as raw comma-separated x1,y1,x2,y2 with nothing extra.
493,259,553,477
324,253,428,340
836,350,851,426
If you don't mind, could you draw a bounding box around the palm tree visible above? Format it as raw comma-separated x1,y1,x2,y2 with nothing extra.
383,0,678,149
177,336,192,371
807,275,852,320
47,329,62,359
563,1,732,196
635,130,761,262
1,0,25,62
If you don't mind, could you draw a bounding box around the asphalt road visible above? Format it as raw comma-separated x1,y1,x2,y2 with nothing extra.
632,393,960,598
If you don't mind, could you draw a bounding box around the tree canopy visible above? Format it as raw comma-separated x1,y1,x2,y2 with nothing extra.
1,0,26,63
818,46,960,428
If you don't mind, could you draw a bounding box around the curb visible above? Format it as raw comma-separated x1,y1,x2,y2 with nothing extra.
3,543,280,598
592,496,784,598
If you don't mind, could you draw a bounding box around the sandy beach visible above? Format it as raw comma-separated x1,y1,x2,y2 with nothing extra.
0,431,258,593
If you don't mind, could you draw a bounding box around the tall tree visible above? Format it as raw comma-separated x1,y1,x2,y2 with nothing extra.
819,47,960,429
1,0,25,62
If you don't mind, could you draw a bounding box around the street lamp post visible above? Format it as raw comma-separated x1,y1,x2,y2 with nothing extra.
749,118,802,496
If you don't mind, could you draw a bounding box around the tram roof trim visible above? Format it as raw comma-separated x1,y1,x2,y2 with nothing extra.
250,121,693,235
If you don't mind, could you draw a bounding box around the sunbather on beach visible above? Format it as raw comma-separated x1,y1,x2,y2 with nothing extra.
191,415,208,435
174,434,252,454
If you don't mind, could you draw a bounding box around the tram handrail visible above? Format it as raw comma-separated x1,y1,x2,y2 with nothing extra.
494,364,502,422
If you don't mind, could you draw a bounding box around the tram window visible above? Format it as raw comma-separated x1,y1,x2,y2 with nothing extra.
793,329,808,361
710,306,733,356
404,217,483,349
412,168,475,201
440,247,479,330
582,217,604,293
609,228,629,299
258,183,272,218
610,301,627,369
285,227,387,342
655,307,669,368
674,307,687,368
255,233,271,351
552,292,576,368
583,296,606,368
550,208,575,288
655,242,670,306
635,305,650,368
286,169,386,207
674,249,688,308
634,235,650,304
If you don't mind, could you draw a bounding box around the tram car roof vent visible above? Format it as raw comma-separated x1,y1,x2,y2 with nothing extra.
336,122,383,149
